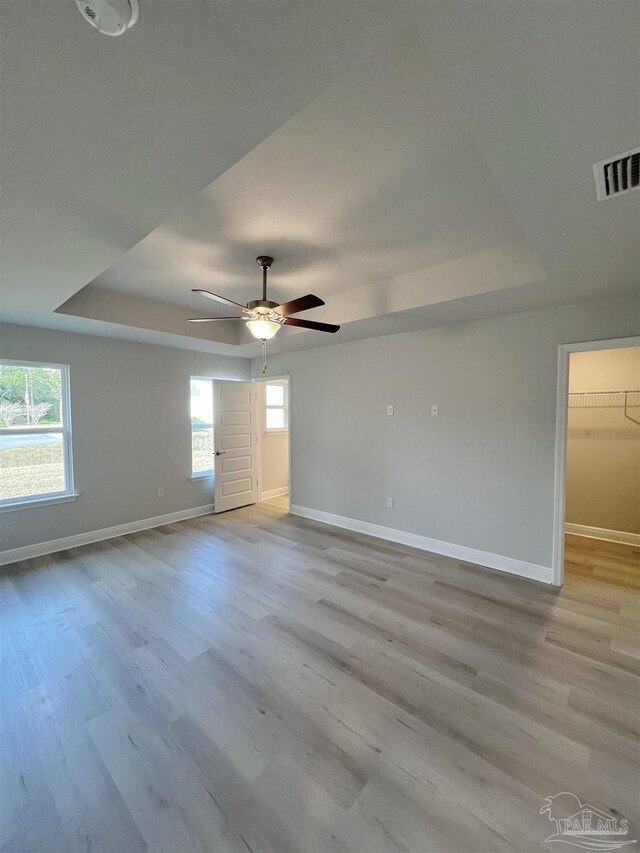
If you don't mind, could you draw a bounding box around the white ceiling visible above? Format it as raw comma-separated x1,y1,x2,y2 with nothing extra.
1,1,638,357
88,30,527,305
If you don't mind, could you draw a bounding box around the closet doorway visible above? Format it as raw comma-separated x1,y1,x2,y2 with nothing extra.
553,337,640,586
253,376,290,509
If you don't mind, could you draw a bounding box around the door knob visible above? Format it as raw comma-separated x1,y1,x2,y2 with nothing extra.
215,451,226,456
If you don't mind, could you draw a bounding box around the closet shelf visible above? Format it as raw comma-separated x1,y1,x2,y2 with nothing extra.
568,389,640,425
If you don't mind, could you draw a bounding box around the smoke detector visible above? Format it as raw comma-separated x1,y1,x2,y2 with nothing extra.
73,0,139,36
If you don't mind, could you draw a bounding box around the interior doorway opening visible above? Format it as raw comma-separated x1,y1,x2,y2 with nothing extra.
253,375,290,510
553,337,640,586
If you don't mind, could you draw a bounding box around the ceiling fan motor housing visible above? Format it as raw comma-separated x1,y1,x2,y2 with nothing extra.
247,300,278,313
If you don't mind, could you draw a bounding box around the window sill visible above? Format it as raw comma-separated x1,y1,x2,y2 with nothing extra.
264,429,289,435
190,471,214,480
0,493,79,514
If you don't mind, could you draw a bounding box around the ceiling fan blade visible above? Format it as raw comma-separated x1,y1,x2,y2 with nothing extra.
187,317,245,323
192,289,252,313
273,294,325,316
283,317,340,333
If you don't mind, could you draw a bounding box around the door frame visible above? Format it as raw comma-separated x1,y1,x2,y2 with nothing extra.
252,374,291,509
552,335,639,586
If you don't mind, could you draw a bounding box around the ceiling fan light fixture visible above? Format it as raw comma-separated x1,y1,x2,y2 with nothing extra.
245,318,282,341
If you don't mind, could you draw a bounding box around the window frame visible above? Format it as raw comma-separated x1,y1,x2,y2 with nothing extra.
0,359,76,512
263,381,288,434
189,375,215,479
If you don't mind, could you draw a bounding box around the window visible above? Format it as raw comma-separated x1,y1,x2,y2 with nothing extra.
190,378,214,476
0,361,75,509
264,382,288,432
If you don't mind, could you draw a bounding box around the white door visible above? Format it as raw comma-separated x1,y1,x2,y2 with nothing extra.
213,381,258,513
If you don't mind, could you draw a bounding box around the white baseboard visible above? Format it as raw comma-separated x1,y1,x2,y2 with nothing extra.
260,487,289,501
291,505,553,584
0,504,214,567
565,523,640,546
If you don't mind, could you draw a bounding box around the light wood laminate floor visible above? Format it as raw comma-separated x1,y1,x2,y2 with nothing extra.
565,532,639,590
2,498,638,852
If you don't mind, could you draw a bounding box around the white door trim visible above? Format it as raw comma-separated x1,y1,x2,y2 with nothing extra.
252,374,291,509
552,335,640,586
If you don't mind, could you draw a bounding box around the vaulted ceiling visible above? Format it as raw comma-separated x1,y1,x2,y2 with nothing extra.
1,1,638,357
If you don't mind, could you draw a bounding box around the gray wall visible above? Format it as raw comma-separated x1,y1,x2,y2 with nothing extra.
1,324,250,551
253,295,639,570
566,347,640,534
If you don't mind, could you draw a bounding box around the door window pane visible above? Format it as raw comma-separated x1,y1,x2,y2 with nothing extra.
265,408,285,430
264,382,288,432
265,384,284,407
191,379,214,474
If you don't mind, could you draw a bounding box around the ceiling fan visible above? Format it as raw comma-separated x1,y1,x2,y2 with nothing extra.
188,256,340,342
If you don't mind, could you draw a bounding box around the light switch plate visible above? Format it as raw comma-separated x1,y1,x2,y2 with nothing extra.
431,405,439,416
386,405,394,416
386,496,394,508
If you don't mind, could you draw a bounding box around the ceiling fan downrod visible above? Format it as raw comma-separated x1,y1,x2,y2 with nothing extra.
255,256,273,373
256,256,273,302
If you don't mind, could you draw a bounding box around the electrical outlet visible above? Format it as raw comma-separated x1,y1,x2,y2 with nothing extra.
386,496,394,508
157,487,165,498
431,404,439,416
386,405,394,416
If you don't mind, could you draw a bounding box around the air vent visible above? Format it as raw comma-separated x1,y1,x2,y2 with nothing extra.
593,147,640,200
